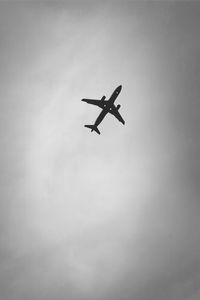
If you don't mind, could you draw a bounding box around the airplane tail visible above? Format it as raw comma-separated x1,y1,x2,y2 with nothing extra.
84,125,100,135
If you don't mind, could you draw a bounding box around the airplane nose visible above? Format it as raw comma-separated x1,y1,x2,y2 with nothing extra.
118,85,122,92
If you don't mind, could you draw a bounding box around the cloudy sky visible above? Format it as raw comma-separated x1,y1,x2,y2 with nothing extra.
0,1,200,300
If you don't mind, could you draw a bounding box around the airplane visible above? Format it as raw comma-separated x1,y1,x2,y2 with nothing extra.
81,85,125,134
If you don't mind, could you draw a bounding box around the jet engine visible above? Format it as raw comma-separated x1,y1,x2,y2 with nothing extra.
117,104,121,110
101,96,106,101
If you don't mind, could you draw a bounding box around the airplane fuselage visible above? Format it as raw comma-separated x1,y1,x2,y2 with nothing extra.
93,109,107,127
109,85,122,104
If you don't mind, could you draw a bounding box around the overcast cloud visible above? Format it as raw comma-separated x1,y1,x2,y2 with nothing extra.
0,2,200,300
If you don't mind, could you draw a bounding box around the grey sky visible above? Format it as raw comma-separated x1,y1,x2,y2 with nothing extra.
0,2,200,300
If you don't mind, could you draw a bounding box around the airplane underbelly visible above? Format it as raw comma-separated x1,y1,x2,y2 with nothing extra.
95,110,107,126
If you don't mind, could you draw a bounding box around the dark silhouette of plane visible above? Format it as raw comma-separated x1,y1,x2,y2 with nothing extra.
81,85,125,134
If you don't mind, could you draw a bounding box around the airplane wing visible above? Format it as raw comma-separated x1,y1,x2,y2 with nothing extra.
81,98,105,109
110,109,125,124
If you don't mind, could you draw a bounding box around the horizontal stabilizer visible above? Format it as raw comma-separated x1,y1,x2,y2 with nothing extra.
84,125,100,135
